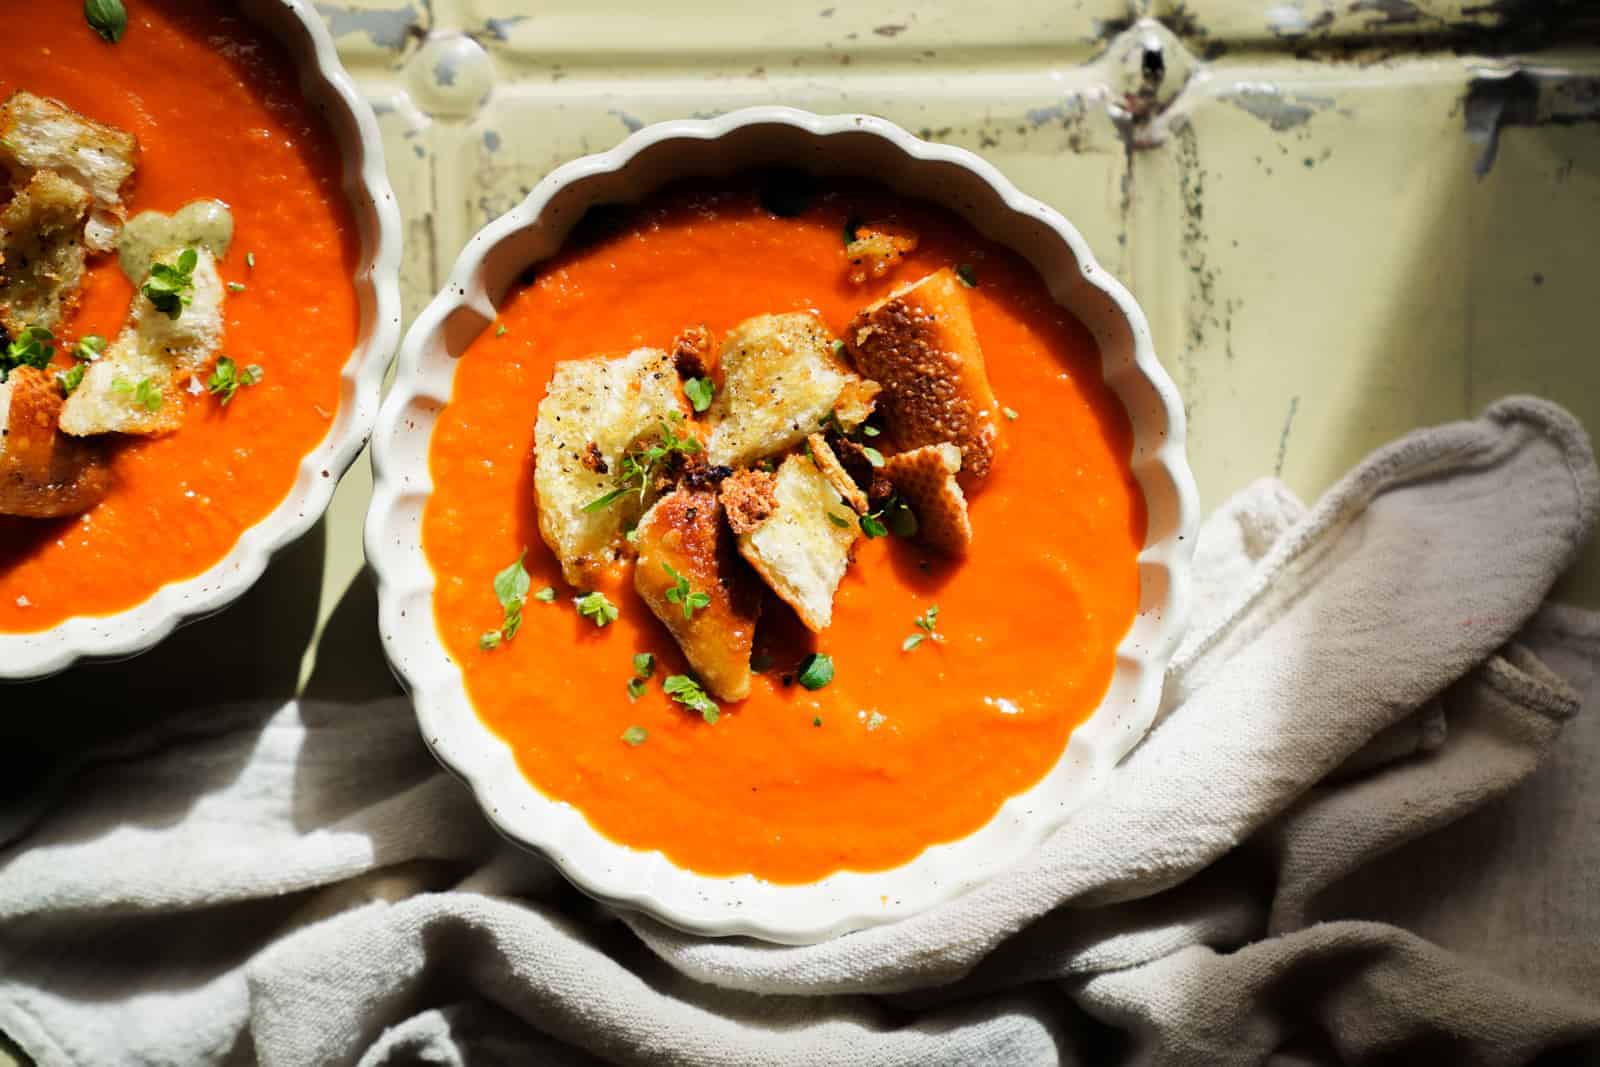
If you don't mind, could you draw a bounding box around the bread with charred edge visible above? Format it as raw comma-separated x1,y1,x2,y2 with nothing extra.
633,486,763,701
0,170,91,336
720,467,778,535
0,91,139,252
806,432,868,514
532,347,687,587
705,312,861,467
884,442,972,558
729,454,858,632
0,367,112,518
844,267,1002,479
60,246,225,437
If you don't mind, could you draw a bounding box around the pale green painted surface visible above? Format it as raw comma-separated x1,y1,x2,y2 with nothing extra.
3,1,1598,1061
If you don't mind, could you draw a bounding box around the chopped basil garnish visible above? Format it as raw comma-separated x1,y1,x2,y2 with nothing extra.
684,376,715,413
621,725,648,746
85,0,126,43
664,674,719,724
575,591,619,627
112,375,162,412
797,652,834,690
479,550,531,649
142,248,198,320
207,357,263,406
662,563,711,619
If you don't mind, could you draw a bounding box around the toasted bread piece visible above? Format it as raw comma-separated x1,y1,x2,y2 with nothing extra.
0,92,139,252
885,442,972,558
0,367,112,518
844,220,918,285
831,378,881,432
634,487,763,701
59,247,225,437
845,267,1003,479
720,467,778,535
705,312,861,467
806,432,868,514
731,454,858,632
0,170,91,336
533,347,688,586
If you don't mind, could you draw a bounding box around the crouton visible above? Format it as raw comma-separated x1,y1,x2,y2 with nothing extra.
59,246,225,437
884,443,972,558
731,454,859,632
705,312,861,467
844,221,918,285
0,92,139,252
845,267,1003,479
0,367,113,518
671,323,715,380
633,487,763,702
831,378,881,432
719,468,778,535
532,347,689,586
0,170,91,336
806,432,868,514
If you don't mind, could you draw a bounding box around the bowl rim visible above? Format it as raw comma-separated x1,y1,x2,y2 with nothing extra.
0,0,403,681
366,105,1199,944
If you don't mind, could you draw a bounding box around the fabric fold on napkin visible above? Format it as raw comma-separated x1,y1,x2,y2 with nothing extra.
2,396,1598,1066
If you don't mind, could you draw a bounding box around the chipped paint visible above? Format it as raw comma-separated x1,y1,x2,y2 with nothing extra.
483,130,501,152
314,3,418,51
482,16,528,42
1228,84,1336,131
608,109,645,133
1465,71,1600,178
1274,396,1301,477
873,24,908,37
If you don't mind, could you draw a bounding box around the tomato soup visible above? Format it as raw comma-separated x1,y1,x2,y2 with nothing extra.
425,180,1145,882
0,0,359,632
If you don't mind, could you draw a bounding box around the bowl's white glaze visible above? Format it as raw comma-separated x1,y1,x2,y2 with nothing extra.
0,0,403,681
367,107,1198,944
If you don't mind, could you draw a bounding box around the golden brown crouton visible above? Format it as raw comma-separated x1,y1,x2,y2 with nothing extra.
0,92,139,252
845,267,1003,479
672,323,715,380
0,367,112,518
60,246,225,437
831,378,881,432
845,221,918,285
719,467,778,535
633,487,763,702
705,312,862,467
884,442,972,558
733,454,859,632
0,170,91,337
806,432,868,514
532,347,689,586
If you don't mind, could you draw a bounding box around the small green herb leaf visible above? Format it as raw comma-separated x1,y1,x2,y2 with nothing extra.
112,376,163,412
915,604,940,633
74,334,106,362
495,324,508,337
207,356,264,406
662,563,710,620
633,652,655,679
493,552,532,611
533,586,556,603
246,251,256,269
575,591,619,627
479,630,502,650
621,725,648,746
955,263,977,288
664,674,719,723
861,425,881,437
813,716,823,727
886,497,919,538
684,376,715,413
901,634,925,651
1,326,54,381
797,652,834,690
860,446,886,468
860,513,888,539
1003,406,1019,421
825,510,851,529
57,363,86,396
142,249,199,319
583,419,701,512
626,677,648,701
831,339,846,357
85,0,126,43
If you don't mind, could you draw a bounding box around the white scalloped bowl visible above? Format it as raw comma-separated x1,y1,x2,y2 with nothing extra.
0,0,401,681
367,108,1197,944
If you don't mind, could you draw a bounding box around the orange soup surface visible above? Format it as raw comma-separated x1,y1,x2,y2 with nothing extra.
425,179,1146,883
0,0,359,633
